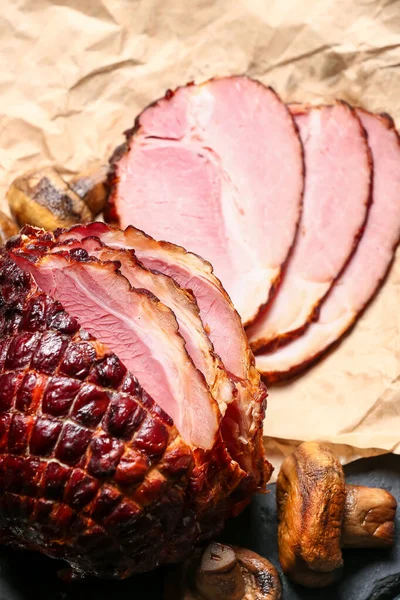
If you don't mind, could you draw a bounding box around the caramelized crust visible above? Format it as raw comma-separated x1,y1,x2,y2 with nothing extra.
0,252,220,578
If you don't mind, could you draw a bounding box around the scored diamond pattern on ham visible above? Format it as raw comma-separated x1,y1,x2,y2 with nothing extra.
0,252,196,578
0,225,271,579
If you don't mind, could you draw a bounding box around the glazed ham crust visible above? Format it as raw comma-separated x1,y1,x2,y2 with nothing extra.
0,251,196,579
1,226,271,579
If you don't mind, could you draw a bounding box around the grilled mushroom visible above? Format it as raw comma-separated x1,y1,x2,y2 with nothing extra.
68,163,109,216
277,441,397,588
7,167,92,230
164,542,282,599
0,211,19,245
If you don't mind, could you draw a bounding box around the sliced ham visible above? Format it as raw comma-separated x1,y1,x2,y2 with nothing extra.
256,110,400,382
107,76,304,325
55,222,269,489
10,244,220,451
54,236,234,416
56,223,257,382
52,236,255,479
247,102,372,353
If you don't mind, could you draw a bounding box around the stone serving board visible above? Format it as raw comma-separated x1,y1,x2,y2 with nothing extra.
0,454,398,600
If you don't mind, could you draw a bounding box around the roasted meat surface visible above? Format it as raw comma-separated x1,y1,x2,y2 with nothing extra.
0,226,270,579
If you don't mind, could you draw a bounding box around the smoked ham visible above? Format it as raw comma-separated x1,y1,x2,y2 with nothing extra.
11,241,221,451
256,111,400,382
247,103,372,353
107,76,304,325
55,222,268,488
51,236,249,478
2,225,271,579
0,251,196,578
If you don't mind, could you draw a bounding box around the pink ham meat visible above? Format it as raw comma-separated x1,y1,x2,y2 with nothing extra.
256,110,400,382
52,237,253,481
10,245,221,452
247,102,372,353
0,239,270,578
55,222,269,489
107,76,304,325
57,223,257,381
54,236,234,416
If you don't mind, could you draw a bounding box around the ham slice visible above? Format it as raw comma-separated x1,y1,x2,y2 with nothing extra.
10,246,220,451
55,222,269,489
54,236,234,416
247,102,372,352
52,236,256,480
57,223,258,382
256,110,400,382
107,76,304,325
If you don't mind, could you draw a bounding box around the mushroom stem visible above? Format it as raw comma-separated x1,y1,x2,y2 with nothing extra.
195,543,246,600
342,484,397,548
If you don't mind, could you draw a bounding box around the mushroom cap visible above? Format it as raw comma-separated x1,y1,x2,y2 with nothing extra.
7,167,92,230
233,546,282,599
164,542,282,599
276,441,346,587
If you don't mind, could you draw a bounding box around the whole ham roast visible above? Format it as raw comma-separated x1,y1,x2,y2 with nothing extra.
0,224,271,579
3,72,399,583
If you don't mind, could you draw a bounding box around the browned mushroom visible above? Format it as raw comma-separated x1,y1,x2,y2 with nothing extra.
0,211,19,245
68,163,109,216
277,441,397,588
7,167,92,230
164,542,282,600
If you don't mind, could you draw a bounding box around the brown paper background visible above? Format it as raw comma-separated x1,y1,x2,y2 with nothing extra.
1,0,400,479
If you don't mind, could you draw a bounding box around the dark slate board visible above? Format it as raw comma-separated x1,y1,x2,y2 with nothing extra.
0,454,398,600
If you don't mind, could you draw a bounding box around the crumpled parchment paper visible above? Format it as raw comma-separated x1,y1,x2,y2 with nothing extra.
1,0,400,479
